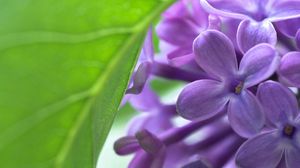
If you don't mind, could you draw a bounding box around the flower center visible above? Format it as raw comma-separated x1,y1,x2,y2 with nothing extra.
234,82,244,95
283,124,296,138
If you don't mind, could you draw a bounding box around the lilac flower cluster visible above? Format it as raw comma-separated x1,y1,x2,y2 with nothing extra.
114,0,300,167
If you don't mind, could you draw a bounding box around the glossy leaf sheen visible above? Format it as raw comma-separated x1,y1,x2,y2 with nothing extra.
0,0,175,168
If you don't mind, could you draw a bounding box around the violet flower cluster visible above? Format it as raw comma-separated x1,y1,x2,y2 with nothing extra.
114,0,300,167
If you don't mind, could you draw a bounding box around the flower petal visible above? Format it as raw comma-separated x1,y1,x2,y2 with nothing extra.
200,0,251,20
162,0,189,19
167,44,194,66
193,30,238,78
235,131,283,168
257,81,298,126
239,43,279,88
208,15,221,30
278,52,300,88
237,20,277,53
169,53,194,67
285,146,300,168
275,18,300,37
156,18,199,46
126,62,152,95
177,79,229,120
139,27,154,62
268,1,300,22
189,0,208,27
129,85,160,111
127,111,174,136
228,90,265,138
296,29,300,50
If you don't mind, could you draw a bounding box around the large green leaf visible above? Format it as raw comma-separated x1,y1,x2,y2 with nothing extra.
0,0,175,167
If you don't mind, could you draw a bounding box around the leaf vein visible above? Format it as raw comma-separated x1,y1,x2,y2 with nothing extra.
0,27,133,51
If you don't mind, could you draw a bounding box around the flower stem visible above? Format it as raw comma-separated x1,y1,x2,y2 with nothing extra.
160,113,224,145
151,62,209,82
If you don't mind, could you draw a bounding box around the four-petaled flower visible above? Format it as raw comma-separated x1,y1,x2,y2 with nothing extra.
177,30,280,138
236,81,300,168
201,0,300,53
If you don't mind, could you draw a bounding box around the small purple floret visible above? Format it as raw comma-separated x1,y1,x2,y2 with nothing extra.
236,81,300,168
177,30,280,138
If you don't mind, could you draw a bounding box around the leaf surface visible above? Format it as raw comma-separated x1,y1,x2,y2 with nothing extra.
0,0,175,167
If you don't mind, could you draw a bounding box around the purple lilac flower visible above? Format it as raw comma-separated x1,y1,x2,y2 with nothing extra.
236,81,300,168
275,18,300,52
114,112,245,167
126,28,154,94
200,0,300,53
278,52,300,88
156,0,223,66
126,85,176,136
177,29,280,138
276,18,300,38
124,26,208,101
114,0,300,167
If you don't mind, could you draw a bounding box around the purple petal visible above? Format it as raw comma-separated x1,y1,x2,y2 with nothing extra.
268,1,300,22
177,79,229,120
120,94,130,107
189,0,209,27
139,27,154,62
235,131,283,168
222,19,241,49
278,52,300,88
239,43,279,87
296,29,300,50
169,53,194,67
275,18,300,37
127,114,150,136
237,20,277,53
257,81,298,126
286,147,300,168
126,62,152,95
156,18,199,46
200,0,251,20
208,15,221,30
193,30,238,78
228,90,265,138
167,45,191,60
129,85,160,111
167,45,194,66
162,0,189,19
127,111,173,136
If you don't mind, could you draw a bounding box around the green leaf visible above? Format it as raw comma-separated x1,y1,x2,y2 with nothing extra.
0,0,175,168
